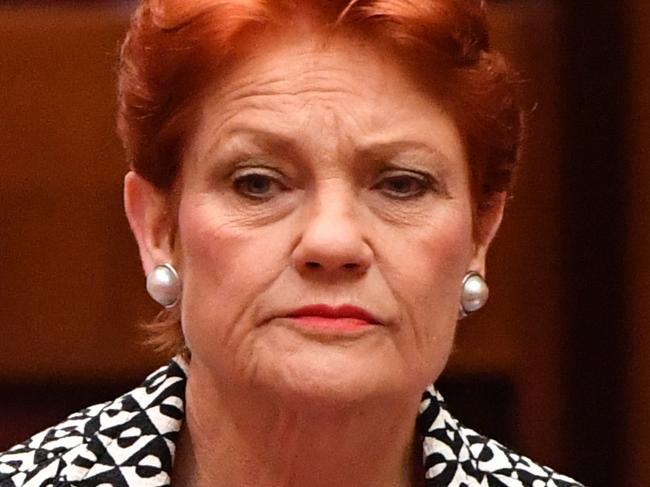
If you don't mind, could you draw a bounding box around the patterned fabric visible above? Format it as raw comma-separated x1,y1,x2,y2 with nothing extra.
0,359,584,487
418,388,583,486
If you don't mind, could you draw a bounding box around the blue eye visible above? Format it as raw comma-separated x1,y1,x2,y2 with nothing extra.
232,169,285,200
374,172,432,199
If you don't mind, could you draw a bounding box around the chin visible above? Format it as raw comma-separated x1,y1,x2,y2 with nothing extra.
249,340,421,411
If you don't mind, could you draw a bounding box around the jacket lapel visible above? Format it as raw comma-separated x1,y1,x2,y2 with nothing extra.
59,361,186,486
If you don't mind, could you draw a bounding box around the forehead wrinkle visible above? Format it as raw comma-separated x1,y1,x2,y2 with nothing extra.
215,45,368,104
205,83,364,149
203,73,371,153
191,37,465,178
204,90,365,143
196,38,402,150
216,69,360,107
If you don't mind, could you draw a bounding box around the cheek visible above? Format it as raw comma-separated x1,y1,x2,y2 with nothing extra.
382,209,474,378
175,196,286,353
387,209,473,305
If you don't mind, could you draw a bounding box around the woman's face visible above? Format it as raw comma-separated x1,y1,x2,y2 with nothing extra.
163,34,490,406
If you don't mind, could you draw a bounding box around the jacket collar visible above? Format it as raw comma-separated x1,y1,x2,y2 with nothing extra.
59,359,187,486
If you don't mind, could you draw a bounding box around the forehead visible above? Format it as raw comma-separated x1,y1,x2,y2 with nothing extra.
188,32,466,166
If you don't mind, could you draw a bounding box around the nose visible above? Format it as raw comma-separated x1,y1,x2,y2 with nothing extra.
291,189,373,277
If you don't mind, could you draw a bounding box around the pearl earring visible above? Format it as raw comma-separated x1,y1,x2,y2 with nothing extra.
146,264,181,308
459,271,489,319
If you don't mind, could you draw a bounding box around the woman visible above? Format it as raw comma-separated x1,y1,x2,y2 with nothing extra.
0,0,583,486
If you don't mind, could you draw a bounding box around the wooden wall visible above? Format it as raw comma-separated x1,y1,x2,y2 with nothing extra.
0,5,163,383
626,0,650,484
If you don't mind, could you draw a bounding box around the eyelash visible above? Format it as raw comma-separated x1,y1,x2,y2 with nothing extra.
230,165,438,201
372,170,436,200
231,167,286,200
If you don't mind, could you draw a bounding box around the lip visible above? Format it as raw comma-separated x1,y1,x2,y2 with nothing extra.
285,304,381,330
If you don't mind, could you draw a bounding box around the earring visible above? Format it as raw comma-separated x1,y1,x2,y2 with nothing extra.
146,264,181,308
459,271,489,319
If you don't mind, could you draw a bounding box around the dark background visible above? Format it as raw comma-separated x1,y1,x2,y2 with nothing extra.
2,1,649,485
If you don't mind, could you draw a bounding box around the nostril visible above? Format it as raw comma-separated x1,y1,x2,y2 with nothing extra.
305,261,321,269
343,262,359,270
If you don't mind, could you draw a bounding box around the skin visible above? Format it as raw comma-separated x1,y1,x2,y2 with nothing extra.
125,31,504,487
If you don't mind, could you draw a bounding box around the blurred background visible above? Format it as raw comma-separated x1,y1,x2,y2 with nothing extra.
1,0,648,485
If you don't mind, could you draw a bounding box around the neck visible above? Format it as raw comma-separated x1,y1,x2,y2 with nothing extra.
172,365,424,487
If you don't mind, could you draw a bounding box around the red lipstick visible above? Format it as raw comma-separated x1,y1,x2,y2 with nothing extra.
286,304,380,331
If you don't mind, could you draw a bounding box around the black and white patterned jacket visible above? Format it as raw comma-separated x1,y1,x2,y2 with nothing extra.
0,359,583,486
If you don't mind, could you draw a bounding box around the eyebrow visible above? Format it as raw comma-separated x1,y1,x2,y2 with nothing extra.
210,126,454,169
354,140,454,168
210,126,304,160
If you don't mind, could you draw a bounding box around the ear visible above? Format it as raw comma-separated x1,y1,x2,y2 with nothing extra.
124,171,176,276
467,192,507,277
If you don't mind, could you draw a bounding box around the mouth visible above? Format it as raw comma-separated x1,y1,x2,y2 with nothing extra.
284,304,381,331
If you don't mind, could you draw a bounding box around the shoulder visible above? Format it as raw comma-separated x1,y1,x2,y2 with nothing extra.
0,360,186,487
419,386,585,487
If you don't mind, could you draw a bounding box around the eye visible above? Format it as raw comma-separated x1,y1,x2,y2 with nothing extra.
373,171,433,199
232,167,286,200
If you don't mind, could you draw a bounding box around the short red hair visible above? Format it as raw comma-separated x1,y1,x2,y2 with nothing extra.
117,0,525,357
